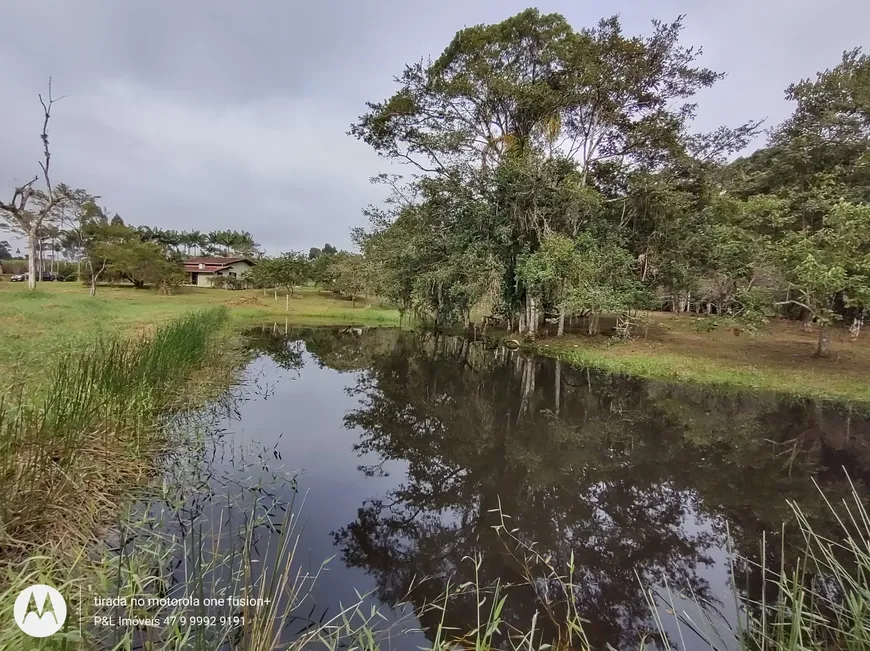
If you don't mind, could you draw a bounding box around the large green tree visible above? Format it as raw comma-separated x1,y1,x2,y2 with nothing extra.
352,9,756,335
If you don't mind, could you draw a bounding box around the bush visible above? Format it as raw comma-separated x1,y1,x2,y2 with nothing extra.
210,275,245,290
1,259,27,275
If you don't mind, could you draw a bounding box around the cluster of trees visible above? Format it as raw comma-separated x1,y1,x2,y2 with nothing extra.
0,80,268,294
0,78,271,293
351,10,870,356
243,245,369,307
2,180,266,294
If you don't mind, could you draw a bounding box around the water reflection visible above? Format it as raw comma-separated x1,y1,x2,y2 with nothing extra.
246,326,869,651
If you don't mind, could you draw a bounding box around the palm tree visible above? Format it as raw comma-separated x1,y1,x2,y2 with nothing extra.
208,230,235,257
233,231,258,256
188,230,204,256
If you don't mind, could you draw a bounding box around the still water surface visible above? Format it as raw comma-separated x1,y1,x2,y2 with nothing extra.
134,326,870,650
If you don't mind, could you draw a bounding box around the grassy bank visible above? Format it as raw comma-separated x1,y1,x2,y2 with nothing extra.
0,282,399,389
4,282,870,403
0,307,239,553
0,281,397,561
527,313,870,404
0,306,246,650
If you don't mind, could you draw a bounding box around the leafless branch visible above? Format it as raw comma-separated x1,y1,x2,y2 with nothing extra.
0,176,39,215
775,299,813,312
37,77,66,200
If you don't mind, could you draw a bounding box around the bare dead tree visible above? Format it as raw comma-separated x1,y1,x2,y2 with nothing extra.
0,78,67,289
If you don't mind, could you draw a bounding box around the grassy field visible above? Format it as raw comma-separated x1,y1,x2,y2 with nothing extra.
529,312,870,404
0,281,399,390
3,281,870,403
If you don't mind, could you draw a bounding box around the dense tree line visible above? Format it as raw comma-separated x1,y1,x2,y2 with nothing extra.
351,9,870,356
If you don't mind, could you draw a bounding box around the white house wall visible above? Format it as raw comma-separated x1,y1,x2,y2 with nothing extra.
195,261,254,287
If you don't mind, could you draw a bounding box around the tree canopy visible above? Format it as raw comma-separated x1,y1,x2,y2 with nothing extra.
350,10,869,356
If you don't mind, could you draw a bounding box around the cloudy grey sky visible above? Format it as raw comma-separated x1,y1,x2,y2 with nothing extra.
0,0,867,255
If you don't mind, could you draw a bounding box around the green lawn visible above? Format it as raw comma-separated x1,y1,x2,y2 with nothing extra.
0,282,399,389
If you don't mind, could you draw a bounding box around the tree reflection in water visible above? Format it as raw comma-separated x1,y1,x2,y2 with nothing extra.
250,326,870,651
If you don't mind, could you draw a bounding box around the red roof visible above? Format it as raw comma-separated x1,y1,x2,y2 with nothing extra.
183,257,255,273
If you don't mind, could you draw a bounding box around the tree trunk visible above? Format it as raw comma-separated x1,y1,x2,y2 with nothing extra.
527,296,533,338
815,325,831,357
526,294,538,339
849,317,863,341
274,287,278,301
587,313,599,336
89,262,97,296
352,294,356,307
285,293,289,312
27,229,37,290
557,306,565,336
531,295,539,338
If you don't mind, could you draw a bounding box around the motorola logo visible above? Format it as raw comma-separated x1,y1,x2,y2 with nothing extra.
13,584,67,638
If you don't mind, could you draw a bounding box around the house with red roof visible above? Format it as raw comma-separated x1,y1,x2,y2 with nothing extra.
183,256,255,287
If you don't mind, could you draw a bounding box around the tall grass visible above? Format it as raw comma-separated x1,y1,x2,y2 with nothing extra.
0,308,230,554
95,478,870,651
2,468,864,650
645,481,869,651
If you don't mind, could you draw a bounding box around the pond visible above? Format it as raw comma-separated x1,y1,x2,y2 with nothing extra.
109,325,870,651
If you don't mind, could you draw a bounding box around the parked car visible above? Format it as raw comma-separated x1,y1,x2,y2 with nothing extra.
10,272,56,282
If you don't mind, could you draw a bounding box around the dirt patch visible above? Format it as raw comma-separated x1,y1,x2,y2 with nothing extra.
642,314,870,369
223,296,263,307
535,312,870,401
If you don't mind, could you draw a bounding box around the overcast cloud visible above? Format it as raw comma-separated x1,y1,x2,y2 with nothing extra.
0,0,867,255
